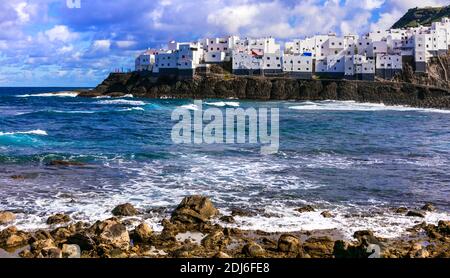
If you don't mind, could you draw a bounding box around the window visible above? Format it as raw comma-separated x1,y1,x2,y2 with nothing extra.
276,57,279,60
212,54,216,58
267,64,270,67
277,64,280,67
182,55,185,59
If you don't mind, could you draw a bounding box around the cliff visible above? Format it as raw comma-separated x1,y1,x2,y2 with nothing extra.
79,72,450,109
392,5,450,29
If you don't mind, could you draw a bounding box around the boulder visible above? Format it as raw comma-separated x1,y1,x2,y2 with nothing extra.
67,232,96,251
201,230,229,250
112,203,138,216
296,205,315,213
51,227,73,242
46,213,71,225
302,236,335,258
0,211,16,225
421,203,435,212
133,223,153,243
31,239,55,252
38,247,62,258
438,220,450,235
91,219,130,250
171,196,218,224
333,240,371,258
219,216,236,224
242,242,265,258
278,234,301,253
406,210,426,218
320,211,334,218
62,244,81,258
395,207,408,214
0,226,30,250
213,251,232,258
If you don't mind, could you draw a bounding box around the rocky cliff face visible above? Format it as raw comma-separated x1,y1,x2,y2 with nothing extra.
78,72,450,109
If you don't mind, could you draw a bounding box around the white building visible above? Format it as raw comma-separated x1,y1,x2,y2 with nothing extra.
283,54,313,79
376,53,402,79
135,49,157,71
232,51,263,75
262,52,283,74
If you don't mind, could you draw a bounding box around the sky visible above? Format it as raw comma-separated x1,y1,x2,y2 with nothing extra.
0,0,448,87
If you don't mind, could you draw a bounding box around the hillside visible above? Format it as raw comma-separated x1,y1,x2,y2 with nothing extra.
392,5,450,29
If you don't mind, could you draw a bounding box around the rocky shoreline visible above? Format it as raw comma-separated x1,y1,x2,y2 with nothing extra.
1,196,449,258
76,71,450,109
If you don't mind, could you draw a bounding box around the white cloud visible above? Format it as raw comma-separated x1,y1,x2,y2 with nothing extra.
93,39,111,51
116,40,136,48
45,25,77,42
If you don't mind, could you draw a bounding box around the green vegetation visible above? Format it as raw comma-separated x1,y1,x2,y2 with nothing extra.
392,5,450,29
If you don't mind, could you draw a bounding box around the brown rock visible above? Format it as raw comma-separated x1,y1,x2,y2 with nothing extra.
51,227,73,242
421,203,435,212
219,216,235,224
296,205,315,213
320,211,334,218
67,232,96,251
171,195,218,224
395,207,408,214
39,247,62,258
242,242,265,258
230,208,255,217
112,203,138,216
31,239,55,252
47,160,85,166
62,244,81,258
46,213,71,225
278,234,301,253
0,226,30,250
0,211,16,225
133,223,153,243
201,230,229,250
213,251,232,258
303,236,335,258
438,220,450,235
91,219,130,250
406,210,426,218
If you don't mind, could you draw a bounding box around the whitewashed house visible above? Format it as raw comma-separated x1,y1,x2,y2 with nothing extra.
316,55,346,79
232,50,263,75
283,54,313,79
376,53,402,79
262,52,283,74
344,55,375,80
135,49,157,71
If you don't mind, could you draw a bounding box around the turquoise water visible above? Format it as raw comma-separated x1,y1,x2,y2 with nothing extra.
1,87,450,238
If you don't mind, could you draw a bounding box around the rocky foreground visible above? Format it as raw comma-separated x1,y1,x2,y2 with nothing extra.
0,196,449,258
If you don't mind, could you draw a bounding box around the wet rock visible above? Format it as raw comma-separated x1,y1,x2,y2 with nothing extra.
51,227,73,242
91,219,130,250
62,244,81,258
406,210,426,218
278,234,301,253
321,211,334,218
112,203,139,216
213,251,232,258
67,232,96,251
201,230,229,250
242,242,265,258
303,236,335,258
219,216,236,224
38,247,62,258
133,223,153,243
230,208,255,217
0,226,30,250
0,211,16,225
19,249,34,258
296,205,315,213
31,239,55,252
171,195,218,224
421,203,435,212
29,230,54,245
47,160,85,167
107,248,129,258
395,207,408,214
333,240,371,258
46,213,71,225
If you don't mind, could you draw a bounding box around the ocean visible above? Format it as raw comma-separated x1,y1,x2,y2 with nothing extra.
1,87,450,239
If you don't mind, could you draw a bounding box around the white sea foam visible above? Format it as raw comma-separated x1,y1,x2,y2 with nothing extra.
122,94,134,98
205,101,240,107
0,129,48,136
180,104,199,111
289,100,450,114
16,92,79,98
96,99,146,106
